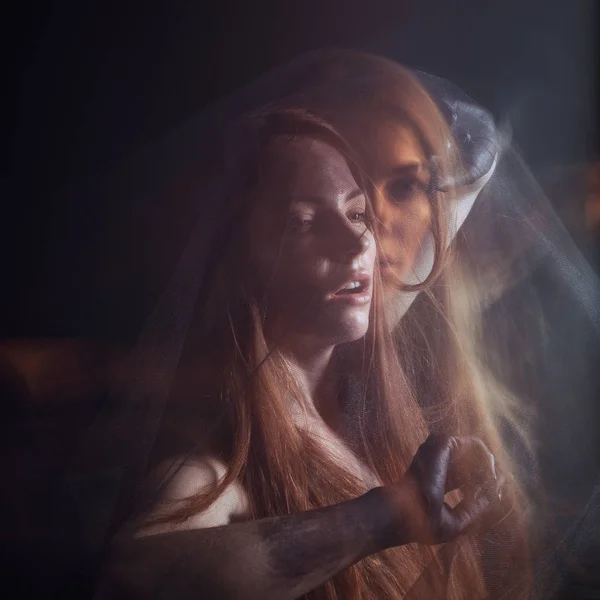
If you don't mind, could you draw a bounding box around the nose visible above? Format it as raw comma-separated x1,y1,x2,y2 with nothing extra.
334,218,371,263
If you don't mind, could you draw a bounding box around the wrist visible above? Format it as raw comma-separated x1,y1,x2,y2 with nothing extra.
359,484,414,551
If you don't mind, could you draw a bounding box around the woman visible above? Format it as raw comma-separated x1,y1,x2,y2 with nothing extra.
98,55,531,599
274,51,533,482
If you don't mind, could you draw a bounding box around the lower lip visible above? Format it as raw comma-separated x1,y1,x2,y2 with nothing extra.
328,290,372,305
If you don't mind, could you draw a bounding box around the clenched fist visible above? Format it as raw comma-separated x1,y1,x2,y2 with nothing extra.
379,435,507,546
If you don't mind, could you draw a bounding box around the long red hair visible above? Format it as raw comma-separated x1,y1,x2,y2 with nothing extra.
151,52,532,599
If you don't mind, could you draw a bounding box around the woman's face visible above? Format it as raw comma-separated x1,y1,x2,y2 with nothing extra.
246,137,376,347
354,118,433,295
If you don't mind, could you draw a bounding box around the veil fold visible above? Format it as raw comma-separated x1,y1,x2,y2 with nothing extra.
64,49,599,599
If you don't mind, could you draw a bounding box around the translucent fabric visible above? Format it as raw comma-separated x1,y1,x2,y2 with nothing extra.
64,50,600,599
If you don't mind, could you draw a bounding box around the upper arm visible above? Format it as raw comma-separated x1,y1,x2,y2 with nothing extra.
135,455,250,537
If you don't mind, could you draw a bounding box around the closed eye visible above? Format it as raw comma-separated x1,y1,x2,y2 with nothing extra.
288,215,314,233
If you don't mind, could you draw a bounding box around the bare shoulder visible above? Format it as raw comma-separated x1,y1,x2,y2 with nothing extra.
135,454,250,537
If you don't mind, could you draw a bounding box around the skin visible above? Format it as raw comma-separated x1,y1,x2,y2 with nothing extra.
98,138,503,600
245,137,376,401
348,119,433,295
100,437,501,600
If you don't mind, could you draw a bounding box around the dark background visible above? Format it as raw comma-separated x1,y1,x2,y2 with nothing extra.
3,0,598,341
2,1,599,598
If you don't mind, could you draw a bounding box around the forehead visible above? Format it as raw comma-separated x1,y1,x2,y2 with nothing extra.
258,137,359,202
353,118,428,181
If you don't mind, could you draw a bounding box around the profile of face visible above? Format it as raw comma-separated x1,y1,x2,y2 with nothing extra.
353,118,433,296
245,137,376,348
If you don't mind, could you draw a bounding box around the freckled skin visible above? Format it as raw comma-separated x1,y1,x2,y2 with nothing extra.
100,139,503,600
245,137,376,346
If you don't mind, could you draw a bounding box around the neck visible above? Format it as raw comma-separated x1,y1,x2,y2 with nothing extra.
279,334,342,428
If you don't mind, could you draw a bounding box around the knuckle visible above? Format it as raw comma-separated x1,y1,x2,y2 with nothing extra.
422,433,443,447
421,433,454,456
436,520,456,543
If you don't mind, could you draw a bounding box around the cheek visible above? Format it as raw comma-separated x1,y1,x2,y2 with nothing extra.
364,230,377,268
252,238,329,305
377,199,432,257
247,215,319,290
380,197,431,235
279,246,330,297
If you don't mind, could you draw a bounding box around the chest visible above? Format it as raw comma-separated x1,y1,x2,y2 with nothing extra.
292,406,382,491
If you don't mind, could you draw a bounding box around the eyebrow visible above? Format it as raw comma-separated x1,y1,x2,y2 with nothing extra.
290,188,365,206
389,162,430,177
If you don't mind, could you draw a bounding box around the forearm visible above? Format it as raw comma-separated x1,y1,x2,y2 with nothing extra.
98,487,400,600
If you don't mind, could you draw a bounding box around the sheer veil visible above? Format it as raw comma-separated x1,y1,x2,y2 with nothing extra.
64,50,599,599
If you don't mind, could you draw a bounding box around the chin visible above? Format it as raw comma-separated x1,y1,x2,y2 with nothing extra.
325,310,371,345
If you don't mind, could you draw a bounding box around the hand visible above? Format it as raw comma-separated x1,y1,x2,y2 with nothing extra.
382,435,505,546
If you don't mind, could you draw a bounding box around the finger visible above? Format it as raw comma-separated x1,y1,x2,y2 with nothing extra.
453,436,496,477
446,436,497,493
462,471,507,508
410,434,457,477
408,435,456,504
496,471,506,502
462,483,484,503
441,491,491,539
